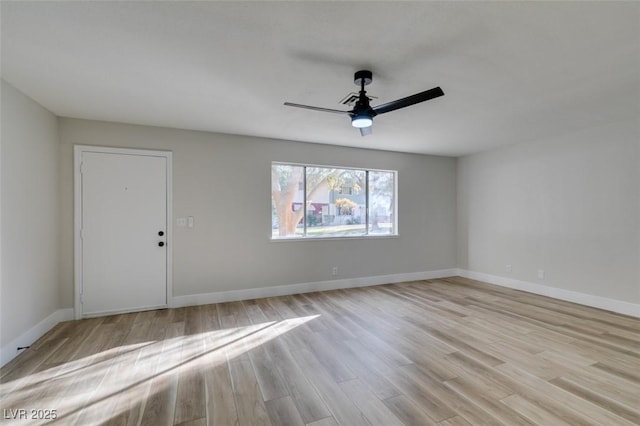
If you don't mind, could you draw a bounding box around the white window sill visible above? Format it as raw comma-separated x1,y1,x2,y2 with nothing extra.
270,234,399,242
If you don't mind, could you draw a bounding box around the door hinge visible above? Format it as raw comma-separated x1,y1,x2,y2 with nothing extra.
80,293,84,304
80,229,84,240
80,161,85,174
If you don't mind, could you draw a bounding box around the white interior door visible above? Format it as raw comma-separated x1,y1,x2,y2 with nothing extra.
77,148,170,317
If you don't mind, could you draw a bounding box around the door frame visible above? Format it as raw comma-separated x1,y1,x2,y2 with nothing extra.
74,145,173,319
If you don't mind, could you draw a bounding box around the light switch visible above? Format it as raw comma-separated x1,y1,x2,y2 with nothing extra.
187,216,194,228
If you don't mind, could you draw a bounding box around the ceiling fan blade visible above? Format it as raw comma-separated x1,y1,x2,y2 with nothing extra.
372,87,444,115
359,126,372,136
284,102,350,115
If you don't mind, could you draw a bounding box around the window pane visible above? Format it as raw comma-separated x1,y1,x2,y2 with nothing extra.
272,163,397,239
271,164,305,238
368,171,395,235
306,167,366,238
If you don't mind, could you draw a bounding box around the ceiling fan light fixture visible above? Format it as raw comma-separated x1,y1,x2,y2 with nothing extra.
351,113,373,128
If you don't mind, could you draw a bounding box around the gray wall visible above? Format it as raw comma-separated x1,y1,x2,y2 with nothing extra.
457,118,640,304
58,118,458,307
1,80,61,347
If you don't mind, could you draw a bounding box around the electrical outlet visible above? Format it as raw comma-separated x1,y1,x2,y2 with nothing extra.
176,217,186,227
506,264,512,273
538,269,545,280
332,267,338,276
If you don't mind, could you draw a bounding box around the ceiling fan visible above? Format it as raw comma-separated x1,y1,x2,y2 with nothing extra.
284,70,444,136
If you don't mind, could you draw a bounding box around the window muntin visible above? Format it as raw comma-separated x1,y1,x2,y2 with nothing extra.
271,163,397,239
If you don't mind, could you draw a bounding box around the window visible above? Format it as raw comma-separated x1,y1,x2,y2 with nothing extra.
271,163,396,239
339,185,353,195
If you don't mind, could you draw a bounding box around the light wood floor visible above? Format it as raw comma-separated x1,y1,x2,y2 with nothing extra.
1,277,639,425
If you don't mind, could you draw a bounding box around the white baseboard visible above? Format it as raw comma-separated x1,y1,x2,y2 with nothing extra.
171,269,457,308
456,269,640,318
1,308,74,367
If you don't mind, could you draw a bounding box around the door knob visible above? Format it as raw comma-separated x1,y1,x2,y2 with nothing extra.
158,241,165,247
158,231,164,236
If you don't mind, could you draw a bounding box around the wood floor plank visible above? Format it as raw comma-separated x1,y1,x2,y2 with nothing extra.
390,364,503,425
289,348,370,426
0,321,72,382
204,363,239,426
240,301,290,402
229,358,272,426
259,338,332,424
329,339,401,400
298,330,357,383
265,395,305,426
384,364,459,423
2,276,639,425
0,336,69,401
499,394,573,426
438,415,473,426
591,360,640,384
535,348,596,369
481,340,568,380
421,324,505,367
338,378,403,426
76,326,165,425
138,322,184,426
548,376,640,423
382,394,438,426
174,358,206,424
306,416,339,426
442,351,514,400
174,307,207,425
244,298,331,423
496,362,638,426
562,365,640,408
443,376,534,426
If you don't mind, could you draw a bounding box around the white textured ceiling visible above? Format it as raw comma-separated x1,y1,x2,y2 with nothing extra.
2,2,639,156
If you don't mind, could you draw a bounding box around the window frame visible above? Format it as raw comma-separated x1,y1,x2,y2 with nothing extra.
270,161,398,241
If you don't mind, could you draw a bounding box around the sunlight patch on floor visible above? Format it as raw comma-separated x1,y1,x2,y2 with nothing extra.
0,315,319,425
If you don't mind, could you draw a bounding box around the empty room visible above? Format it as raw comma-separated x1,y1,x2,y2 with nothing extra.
1,1,639,425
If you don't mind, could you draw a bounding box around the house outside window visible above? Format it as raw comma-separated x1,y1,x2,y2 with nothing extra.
271,162,397,239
